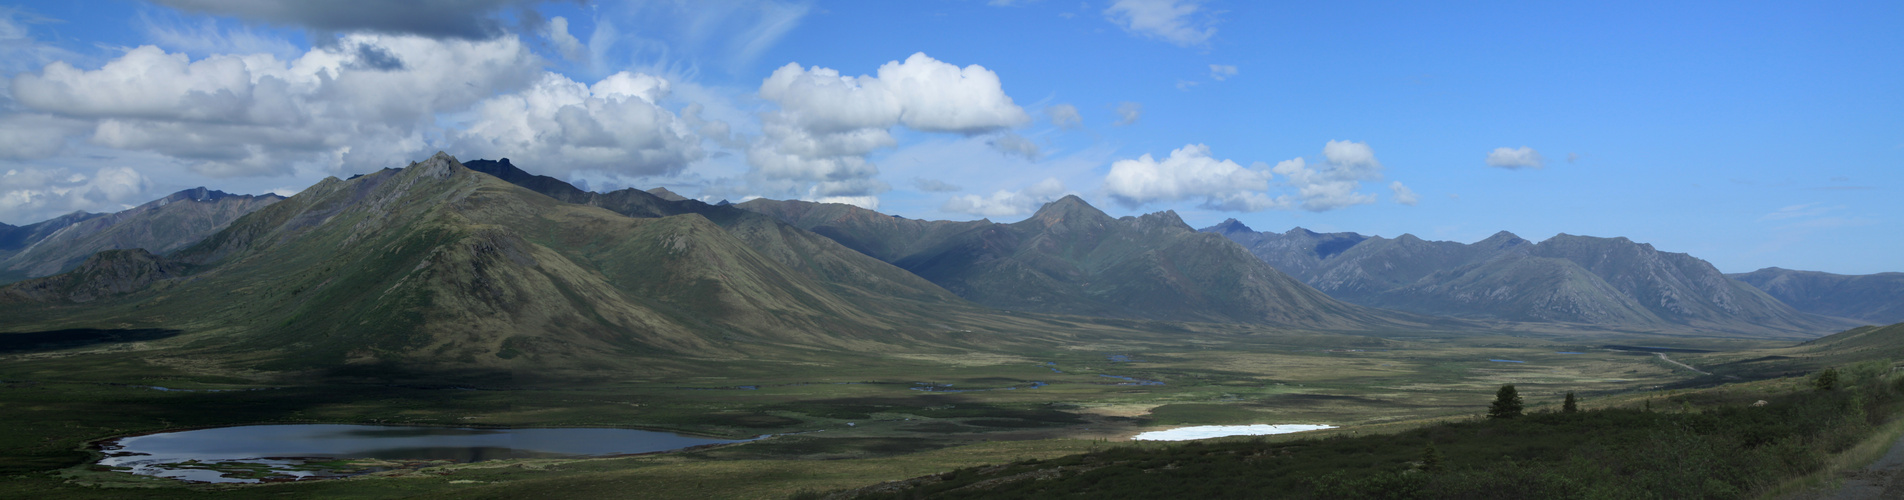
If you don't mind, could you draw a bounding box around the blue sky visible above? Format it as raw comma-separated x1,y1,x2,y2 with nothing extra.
0,1,1897,274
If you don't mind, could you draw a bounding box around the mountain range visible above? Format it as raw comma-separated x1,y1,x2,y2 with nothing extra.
2,152,1881,379
735,196,1414,329
1728,268,1904,325
1,154,991,379
0,187,280,283
1202,220,1857,336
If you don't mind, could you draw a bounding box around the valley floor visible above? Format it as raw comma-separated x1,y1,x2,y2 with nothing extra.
0,323,1870,498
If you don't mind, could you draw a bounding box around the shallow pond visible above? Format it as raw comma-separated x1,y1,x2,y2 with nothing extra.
1131,424,1336,441
97,424,745,483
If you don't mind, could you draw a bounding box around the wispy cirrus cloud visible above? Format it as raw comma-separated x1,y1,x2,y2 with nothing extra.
1103,0,1217,48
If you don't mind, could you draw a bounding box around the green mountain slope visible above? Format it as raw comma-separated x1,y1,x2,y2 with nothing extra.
460,158,960,305
0,249,186,304
1701,322,1904,379
740,196,1414,329
0,188,280,284
1729,267,1904,324
1205,221,1853,336
2,154,965,378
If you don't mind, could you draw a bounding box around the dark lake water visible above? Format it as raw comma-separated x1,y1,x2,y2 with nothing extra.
98,424,744,483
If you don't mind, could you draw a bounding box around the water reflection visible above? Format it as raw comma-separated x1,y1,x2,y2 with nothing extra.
99,424,744,483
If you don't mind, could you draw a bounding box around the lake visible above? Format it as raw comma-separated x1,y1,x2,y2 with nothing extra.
97,424,746,483
1131,424,1337,441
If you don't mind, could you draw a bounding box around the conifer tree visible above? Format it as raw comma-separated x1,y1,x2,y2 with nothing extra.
1488,384,1523,419
1421,442,1445,473
1562,392,1578,413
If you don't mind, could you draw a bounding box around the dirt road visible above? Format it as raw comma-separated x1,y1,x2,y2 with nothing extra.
1794,431,1904,499
1654,352,1710,375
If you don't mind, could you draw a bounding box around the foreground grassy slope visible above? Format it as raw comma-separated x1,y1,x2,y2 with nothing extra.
820,363,1904,499
1692,322,1904,380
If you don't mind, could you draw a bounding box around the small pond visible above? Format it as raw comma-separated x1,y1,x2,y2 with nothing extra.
97,424,746,483
1131,424,1336,441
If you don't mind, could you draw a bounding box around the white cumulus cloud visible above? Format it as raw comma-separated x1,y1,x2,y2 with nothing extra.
749,52,1030,202
1104,144,1276,210
1104,0,1216,47
1270,140,1385,211
9,33,542,176
1485,146,1545,169
449,71,703,177
942,177,1065,217
1102,140,1395,213
0,166,152,224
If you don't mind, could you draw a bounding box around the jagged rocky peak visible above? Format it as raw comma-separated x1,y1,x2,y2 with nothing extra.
1209,218,1254,234
1133,209,1193,232
1029,195,1112,224
1476,230,1529,249
410,151,461,178
173,187,229,202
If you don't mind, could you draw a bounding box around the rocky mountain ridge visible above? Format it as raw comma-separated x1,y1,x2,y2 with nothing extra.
1204,220,1855,336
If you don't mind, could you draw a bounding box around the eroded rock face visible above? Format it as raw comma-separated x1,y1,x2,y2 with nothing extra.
0,187,282,283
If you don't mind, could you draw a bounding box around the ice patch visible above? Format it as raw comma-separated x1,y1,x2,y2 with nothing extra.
1131,424,1335,441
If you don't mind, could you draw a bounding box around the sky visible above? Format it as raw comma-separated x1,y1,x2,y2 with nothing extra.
0,0,1898,274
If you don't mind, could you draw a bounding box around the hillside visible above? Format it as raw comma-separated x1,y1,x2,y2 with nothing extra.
740,197,1416,330
1729,267,1904,324
1205,220,1853,336
1698,322,1904,380
1,154,970,379
0,188,281,284
461,158,961,305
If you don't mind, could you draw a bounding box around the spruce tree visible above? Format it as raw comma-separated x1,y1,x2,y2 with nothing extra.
1487,384,1523,419
1562,392,1578,413
1421,442,1445,473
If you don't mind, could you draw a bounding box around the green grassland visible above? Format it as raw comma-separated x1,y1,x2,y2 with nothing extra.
0,317,1820,498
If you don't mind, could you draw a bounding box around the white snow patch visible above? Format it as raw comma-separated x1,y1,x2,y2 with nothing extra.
1131,424,1335,441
